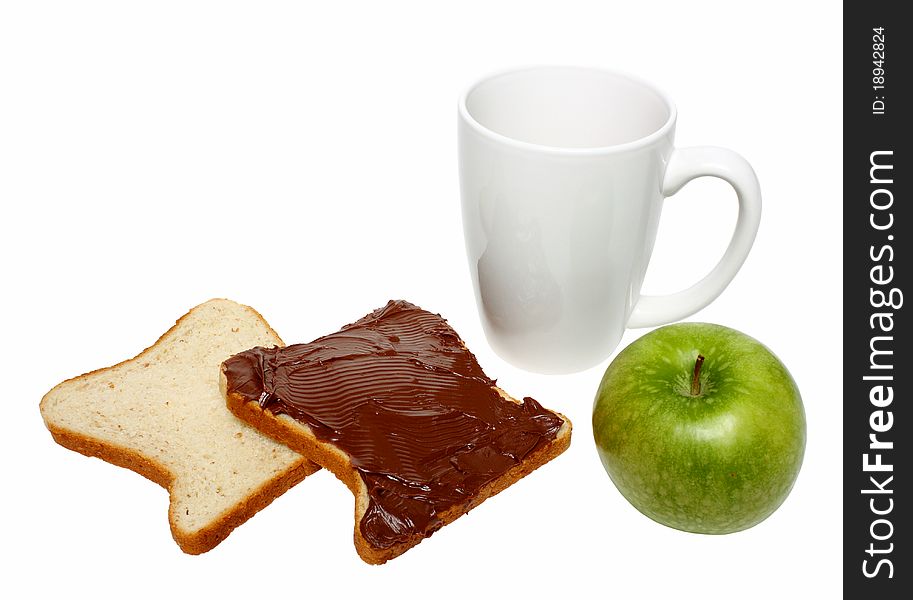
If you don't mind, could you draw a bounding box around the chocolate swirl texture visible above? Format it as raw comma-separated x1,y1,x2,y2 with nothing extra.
222,300,564,548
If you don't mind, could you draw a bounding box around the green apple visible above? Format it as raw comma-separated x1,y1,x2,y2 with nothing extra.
592,323,805,534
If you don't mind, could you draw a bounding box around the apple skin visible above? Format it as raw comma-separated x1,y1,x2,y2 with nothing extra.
592,323,805,534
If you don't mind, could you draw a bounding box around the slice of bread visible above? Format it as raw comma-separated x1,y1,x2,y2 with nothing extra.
40,299,317,554
222,300,572,564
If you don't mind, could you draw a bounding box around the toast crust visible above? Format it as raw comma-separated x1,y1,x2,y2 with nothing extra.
40,299,318,554
223,372,571,564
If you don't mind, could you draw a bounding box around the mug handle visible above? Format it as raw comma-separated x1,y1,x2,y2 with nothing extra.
627,146,762,328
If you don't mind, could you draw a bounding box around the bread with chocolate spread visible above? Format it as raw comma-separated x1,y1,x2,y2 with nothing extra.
221,300,571,564
40,299,318,554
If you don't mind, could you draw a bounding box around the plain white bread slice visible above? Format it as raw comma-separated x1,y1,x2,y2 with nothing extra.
40,298,317,554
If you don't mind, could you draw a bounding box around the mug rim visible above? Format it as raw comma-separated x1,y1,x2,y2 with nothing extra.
458,65,678,155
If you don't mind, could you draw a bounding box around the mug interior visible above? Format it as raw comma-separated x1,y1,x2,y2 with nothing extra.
463,66,673,149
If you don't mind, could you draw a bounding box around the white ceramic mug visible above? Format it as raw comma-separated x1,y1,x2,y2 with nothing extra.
458,66,761,374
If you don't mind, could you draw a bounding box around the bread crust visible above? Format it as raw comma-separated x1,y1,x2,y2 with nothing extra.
223,372,571,564
40,299,318,554
44,422,315,554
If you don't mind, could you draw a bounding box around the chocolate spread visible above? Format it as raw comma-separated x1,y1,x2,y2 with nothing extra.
222,300,564,549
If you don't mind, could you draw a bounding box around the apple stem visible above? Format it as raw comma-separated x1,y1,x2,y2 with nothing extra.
691,355,705,396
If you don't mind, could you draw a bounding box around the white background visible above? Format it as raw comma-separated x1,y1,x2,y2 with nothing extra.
1,1,841,598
